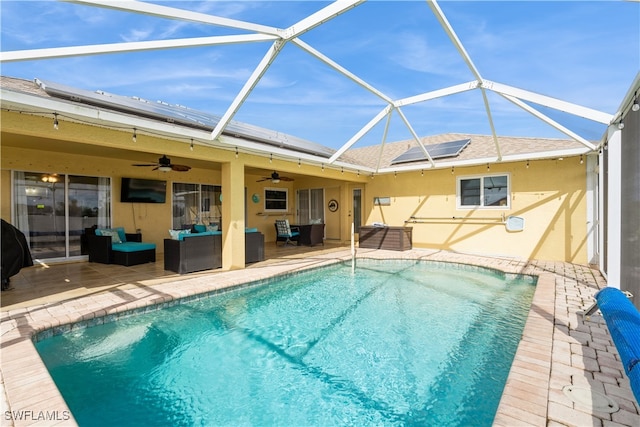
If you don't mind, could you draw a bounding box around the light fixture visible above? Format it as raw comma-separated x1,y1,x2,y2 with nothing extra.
632,92,639,112
158,165,172,172
190,139,194,151
132,128,137,143
618,119,625,130
41,174,58,183
53,113,59,130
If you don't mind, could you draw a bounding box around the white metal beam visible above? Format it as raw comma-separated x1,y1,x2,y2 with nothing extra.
394,81,478,107
0,34,276,63
426,0,483,82
479,88,502,161
500,93,599,151
283,0,365,40
396,107,436,167
210,40,286,141
291,38,393,104
328,105,392,163
65,0,281,36
483,80,612,124
375,113,394,172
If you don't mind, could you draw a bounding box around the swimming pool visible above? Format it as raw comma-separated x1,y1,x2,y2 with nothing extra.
35,259,535,426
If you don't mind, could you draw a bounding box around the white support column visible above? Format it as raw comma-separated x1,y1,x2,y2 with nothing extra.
586,154,597,265
606,127,622,288
221,161,246,270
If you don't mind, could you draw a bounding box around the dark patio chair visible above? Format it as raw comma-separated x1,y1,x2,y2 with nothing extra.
274,219,300,246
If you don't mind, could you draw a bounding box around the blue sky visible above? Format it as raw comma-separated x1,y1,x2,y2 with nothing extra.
1,1,638,149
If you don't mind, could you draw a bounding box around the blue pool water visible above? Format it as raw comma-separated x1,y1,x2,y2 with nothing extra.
35,260,535,426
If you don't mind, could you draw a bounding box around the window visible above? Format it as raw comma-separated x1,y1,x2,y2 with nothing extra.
265,188,288,212
172,183,221,229
457,174,509,208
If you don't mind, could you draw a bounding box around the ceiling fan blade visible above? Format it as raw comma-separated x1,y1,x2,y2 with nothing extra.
171,164,191,172
132,163,159,167
256,177,269,182
279,176,294,181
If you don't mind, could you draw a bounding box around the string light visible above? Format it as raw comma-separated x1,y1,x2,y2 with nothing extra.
132,128,137,143
526,160,530,169
341,167,344,174
451,166,454,175
190,139,194,151
632,91,639,112
235,147,238,158
618,119,625,130
298,159,301,168
321,163,324,172
580,155,584,165
269,154,273,163
394,171,397,178
53,113,59,130
486,163,490,171
422,169,424,176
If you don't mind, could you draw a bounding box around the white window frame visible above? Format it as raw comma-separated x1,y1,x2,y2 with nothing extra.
456,173,511,209
264,187,288,212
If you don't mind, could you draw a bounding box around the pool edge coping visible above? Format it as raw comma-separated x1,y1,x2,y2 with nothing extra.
0,249,607,426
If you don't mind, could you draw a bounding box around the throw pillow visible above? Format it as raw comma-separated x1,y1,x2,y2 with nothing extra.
101,229,122,244
169,229,191,240
206,224,219,232
193,224,207,233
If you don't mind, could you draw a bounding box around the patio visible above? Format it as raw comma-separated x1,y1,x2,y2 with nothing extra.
1,248,639,426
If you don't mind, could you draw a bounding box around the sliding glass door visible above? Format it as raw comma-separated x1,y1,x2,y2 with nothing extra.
13,171,111,261
297,188,324,224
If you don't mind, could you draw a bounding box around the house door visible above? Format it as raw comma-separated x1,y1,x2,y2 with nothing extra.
352,188,362,233
13,171,111,261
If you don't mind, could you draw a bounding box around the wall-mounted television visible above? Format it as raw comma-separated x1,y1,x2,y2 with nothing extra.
120,178,167,203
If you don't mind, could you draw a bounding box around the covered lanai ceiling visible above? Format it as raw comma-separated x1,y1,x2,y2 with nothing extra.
1,0,638,174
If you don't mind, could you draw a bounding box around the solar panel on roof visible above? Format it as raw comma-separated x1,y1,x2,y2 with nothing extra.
36,79,335,159
390,138,470,164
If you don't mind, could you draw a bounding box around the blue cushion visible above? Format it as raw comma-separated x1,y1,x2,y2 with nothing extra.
245,228,258,233
112,242,156,252
193,224,207,233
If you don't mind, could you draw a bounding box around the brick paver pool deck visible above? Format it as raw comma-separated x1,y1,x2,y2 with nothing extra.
1,247,639,426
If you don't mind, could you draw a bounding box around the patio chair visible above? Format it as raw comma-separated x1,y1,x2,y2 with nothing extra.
275,219,300,246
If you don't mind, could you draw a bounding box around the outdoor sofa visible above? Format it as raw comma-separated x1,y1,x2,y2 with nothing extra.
85,226,156,266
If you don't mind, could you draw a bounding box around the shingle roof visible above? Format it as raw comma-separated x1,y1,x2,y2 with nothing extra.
345,133,586,170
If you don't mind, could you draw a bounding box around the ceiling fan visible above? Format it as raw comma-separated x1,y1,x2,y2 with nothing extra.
256,171,293,183
132,155,191,172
